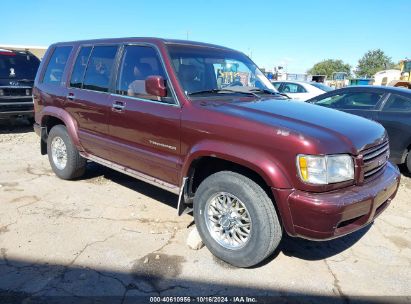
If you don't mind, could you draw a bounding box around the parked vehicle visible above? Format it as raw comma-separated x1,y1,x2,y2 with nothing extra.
33,38,400,267
349,78,373,86
307,86,411,172
326,72,349,89
0,48,40,122
272,80,333,101
373,69,401,86
373,59,411,89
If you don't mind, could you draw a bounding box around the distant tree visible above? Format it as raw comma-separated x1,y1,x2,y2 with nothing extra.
307,59,351,79
355,49,395,78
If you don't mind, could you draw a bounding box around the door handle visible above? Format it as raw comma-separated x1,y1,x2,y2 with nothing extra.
67,93,76,101
112,101,125,112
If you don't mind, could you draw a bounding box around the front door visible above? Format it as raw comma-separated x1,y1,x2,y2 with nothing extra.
107,45,182,186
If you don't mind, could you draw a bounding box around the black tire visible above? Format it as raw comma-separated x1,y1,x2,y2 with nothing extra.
407,151,411,173
47,125,86,180
193,171,282,267
27,117,35,126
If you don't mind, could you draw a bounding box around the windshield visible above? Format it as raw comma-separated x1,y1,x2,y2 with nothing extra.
167,44,277,96
310,82,334,92
0,51,40,80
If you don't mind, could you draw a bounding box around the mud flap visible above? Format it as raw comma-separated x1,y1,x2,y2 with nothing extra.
177,177,193,216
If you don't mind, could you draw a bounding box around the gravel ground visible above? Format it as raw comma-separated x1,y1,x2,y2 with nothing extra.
0,119,410,303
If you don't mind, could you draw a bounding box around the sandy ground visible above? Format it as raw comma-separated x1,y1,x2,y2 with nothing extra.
0,119,410,303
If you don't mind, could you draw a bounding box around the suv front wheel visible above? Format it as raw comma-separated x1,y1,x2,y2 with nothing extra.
47,125,86,180
194,171,282,267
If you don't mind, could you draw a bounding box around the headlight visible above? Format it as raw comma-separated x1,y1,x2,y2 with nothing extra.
297,154,354,185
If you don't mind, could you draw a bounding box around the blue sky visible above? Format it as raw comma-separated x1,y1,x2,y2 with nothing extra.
1,0,409,73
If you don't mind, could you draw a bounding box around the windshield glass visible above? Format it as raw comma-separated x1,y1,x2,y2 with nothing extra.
167,44,277,96
310,82,334,92
0,51,40,80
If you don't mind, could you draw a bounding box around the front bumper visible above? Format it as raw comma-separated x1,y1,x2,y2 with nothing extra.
0,96,34,118
274,162,400,240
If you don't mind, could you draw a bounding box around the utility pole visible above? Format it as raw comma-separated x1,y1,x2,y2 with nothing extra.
186,30,191,40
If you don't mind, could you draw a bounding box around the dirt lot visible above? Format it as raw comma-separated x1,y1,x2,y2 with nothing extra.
0,120,410,303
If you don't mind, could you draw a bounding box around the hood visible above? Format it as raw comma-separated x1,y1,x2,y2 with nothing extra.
207,99,386,154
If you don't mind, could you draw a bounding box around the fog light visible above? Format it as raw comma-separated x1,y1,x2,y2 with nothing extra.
26,89,30,96
0,89,4,96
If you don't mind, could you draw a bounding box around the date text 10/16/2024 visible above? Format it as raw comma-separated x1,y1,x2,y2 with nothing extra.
149,296,258,303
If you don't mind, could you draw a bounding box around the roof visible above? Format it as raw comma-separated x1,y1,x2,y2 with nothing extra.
272,80,311,84
52,37,236,52
334,85,411,95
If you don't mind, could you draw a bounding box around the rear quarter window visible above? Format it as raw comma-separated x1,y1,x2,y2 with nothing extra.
42,46,73,85
383,94,411,112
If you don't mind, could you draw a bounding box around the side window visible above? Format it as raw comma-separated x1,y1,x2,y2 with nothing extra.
117,45,173,103
272,82,282,90
42,46,72,84
383,94,411,112
315,94,344,107
69,46,92,88
83,46,118,93
282,83,306,93
296,84,307,93
340,92,382,109
315,92,382,109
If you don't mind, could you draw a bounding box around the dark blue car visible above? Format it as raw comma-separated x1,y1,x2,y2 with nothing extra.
307,86,411,173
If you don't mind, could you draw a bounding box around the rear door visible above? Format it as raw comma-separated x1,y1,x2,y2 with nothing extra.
107,44,181,186
376,93,411,163
65,45,119,160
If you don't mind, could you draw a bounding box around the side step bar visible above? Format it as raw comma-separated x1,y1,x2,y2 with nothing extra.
83,153,180,194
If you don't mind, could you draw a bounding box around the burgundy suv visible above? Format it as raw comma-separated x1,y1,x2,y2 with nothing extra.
33,38,400,267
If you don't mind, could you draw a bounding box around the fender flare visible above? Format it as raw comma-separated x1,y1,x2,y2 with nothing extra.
181,140,292,189
40,106,83,150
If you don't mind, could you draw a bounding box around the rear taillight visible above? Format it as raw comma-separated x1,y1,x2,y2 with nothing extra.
0,51,16,56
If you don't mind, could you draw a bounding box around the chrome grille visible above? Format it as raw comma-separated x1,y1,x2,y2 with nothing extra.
362,141,389,180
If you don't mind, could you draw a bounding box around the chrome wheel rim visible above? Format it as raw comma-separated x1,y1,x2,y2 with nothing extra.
205,192,252,250
51,136,67,170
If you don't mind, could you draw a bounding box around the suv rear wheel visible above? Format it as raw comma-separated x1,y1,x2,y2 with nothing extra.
407,150,411,173
193,171,282,267
47,125,86,180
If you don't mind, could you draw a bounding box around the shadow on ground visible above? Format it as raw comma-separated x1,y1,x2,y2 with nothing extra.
0,256,383,304
0,118,33,134
279,225,370,261
81,162,178,209
79,162,371,264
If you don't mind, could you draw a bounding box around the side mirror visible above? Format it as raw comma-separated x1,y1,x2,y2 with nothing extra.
145,75,167,97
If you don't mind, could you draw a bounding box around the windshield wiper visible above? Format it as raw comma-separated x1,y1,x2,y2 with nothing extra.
188,89,220,95
188,89,260,99
248,88,291,99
